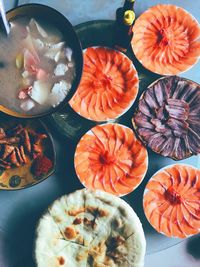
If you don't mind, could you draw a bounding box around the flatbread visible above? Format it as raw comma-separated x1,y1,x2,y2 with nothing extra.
48,189,86,245
35,212,88,267
37,241,88,267
83,190,120,246
35,189,146,267
35,213,65,255
88,196,146,267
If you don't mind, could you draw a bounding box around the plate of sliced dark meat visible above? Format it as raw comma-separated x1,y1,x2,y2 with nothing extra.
133,76,200,160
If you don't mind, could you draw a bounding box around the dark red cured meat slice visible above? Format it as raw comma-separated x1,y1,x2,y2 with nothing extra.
144,88,159,110
167,98,189,110
165,105,188,120
153,84,164,106
134,112,154,129
167,118,189,136
138,99,152,117
172,81,188,99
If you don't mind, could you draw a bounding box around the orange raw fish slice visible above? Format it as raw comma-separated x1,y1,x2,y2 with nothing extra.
144,201,160,222
183,202,200,225
104,87,120,104
95,49,106,69
157,205,174,237
83,62,95,73
86,47,98,62
79,92,94,118
145,180,166,195
78,74,93,86
175,7,200,41
170,206,186,238
123,127,136,147
111,80,125,95
132,148,148,167
70,94,82,113
188,41,200,57
152,171,172,188
94,93,107,121
143,191,158,208
109,64,119,75
101,94,120,119
84,173,99,190
102,60,112,74
115,160,131,178
113,52,122,66
104,124,116,139
92,173,107,192
177,205,199,237
149,202,170,226
125,78,139,93
107,137,117,157
87,150,102,162
77,84,92,98
181,203,200,229
119,173,144,189
75,155,90,172
96,46,107,61
130,163,147,180
107,166,121,195
165,165,182,187
131,140,145,157
105,125,121,155
101,167,118,195
87,94,100,121
75,163,93,184
177,166,195,194
75,149,90,166
125,67,137,80
92,125,109,149
113,123,126,143
110,177,128,196
148,209,162,233
144,198,166,224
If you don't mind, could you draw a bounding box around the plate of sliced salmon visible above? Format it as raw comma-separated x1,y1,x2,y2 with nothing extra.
74,123,148,196
143,164,200,238
132,4,200,75
69,46,139,121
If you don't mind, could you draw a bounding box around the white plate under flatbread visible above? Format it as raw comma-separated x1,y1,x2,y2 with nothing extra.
35,189,146,267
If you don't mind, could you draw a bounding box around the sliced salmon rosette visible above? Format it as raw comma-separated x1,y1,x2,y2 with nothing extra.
143,164,200,238
132,76,200,160
69,47,139,121
74,123,148,196
132,4,200,75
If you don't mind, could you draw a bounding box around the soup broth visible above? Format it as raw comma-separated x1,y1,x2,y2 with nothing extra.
0,16,76,115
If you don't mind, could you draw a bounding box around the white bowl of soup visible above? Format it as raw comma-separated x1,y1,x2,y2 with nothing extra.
0,4,83,118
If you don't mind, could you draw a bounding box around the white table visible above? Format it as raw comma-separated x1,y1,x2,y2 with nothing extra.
2,1,200,267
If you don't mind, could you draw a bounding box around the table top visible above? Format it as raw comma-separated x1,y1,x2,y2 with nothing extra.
2,1,200,267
